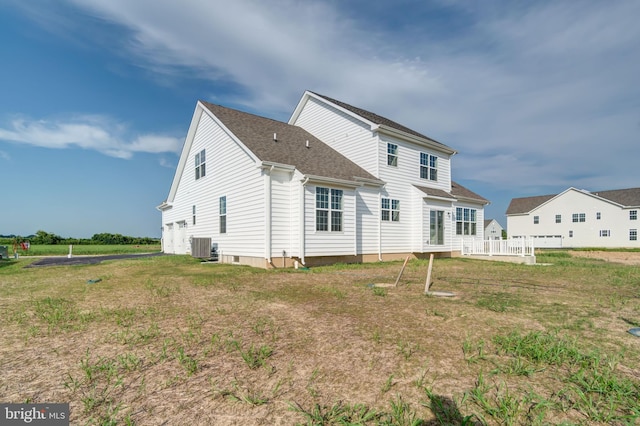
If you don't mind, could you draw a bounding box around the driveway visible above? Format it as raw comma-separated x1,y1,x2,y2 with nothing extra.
24,252,166,268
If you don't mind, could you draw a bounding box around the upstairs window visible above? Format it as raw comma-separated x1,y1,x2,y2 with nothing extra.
631,210,638,220
455,207,477,235
420,153,438,181
316,187,343,232
555,214,562,223
596,212,601,220
381,198,400,222
219,196,226,234
195,149,206,180
387,143,398,167
572,213,585,223
533,216,539,224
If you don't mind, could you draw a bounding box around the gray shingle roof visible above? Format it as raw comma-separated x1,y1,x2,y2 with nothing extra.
200,101,380,184
506,194,556,215
506,187,640,215
591,187,640,207
311,92,454,152
451,181,490,204
414,181,489,205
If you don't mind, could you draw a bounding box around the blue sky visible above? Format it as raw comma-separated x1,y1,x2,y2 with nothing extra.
1,1,638,238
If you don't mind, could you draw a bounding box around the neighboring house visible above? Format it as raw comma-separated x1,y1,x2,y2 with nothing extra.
506,187,640,248
158,91,489,267
484,219,503,240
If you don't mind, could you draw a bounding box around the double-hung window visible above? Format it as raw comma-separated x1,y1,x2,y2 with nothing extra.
195,149,206,180
631,229,638,241
631,210,638,220
572,213,585,223
192,205,196,225
555,214,562,223
316,187,343,232
381,198,400,222
387,143,398,167
456,207,477,235
420,153,437,181
219,196,226,234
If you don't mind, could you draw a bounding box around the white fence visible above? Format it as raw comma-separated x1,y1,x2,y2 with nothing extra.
461,238,535,257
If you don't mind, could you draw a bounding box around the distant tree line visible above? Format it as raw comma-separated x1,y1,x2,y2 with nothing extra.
0,230,160,245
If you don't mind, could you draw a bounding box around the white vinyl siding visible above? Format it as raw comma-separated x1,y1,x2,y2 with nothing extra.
355,186,380,254
270,170,297,258
304,185,355,256
291,96,379,175
161,112,265,256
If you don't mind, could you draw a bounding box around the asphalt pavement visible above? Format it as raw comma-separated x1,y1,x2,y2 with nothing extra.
24,252,165,268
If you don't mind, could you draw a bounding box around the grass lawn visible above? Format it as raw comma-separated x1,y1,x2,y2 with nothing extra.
0,252,638,425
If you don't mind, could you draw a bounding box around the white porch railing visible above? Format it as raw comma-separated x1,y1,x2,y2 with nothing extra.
461,238,535,257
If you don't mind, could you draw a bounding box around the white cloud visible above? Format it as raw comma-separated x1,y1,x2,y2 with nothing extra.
11,0,640,210
0,115,182,159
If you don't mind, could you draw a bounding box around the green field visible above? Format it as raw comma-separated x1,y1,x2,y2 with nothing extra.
0,252,638,425
4,244,161,257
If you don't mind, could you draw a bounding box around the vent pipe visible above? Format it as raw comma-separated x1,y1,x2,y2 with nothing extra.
305,140,309,148
273,133,277,141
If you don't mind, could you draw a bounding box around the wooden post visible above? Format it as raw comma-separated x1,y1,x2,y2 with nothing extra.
424,253,434,294
394,256,410,287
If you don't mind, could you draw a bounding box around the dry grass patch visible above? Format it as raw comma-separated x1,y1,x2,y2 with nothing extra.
0,252,639,425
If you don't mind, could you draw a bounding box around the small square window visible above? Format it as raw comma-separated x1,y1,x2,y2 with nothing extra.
569,230,573,238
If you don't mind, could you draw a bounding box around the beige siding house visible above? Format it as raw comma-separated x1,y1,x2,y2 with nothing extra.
159,91,488,267
506,187,640,248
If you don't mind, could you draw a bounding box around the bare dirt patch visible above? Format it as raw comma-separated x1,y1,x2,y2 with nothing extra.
1,255,639,425
568,250,640,265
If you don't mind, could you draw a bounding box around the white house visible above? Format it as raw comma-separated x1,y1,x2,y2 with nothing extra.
506,187,640,248
158,91,489,268
484,219,503,240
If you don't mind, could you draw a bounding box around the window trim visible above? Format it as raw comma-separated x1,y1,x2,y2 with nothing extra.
219,196,227,234
572,213,586,223
387,143,398,167
195,149,206,180
315,187,343,232
630,229,638,241
455,207,477,236
630,210,638,221
419,152,438,181
381,198,400,222
555,214,561,224
533,215,539,224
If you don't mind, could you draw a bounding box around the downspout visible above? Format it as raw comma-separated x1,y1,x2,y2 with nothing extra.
378,191,383,261
265,166,274,265
300,177,309,265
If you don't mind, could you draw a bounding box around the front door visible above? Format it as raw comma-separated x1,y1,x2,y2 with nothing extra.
430,210,444,245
